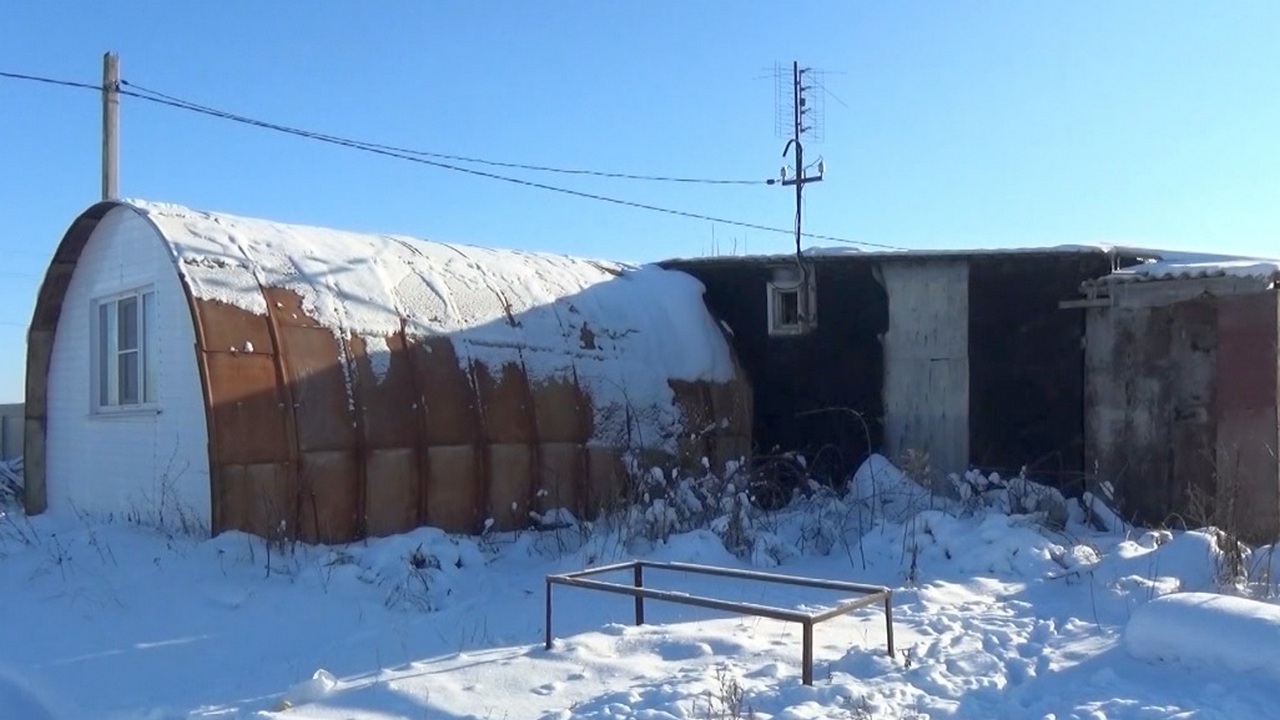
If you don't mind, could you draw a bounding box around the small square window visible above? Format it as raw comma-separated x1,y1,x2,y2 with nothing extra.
93,289,157,411
767,279,815,335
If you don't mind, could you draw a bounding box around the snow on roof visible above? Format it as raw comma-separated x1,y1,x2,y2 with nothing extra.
127,200,736,449
664,244,1116,265
1096,251,1280,284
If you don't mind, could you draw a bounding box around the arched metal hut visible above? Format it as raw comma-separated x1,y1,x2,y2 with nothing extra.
25,201,751,542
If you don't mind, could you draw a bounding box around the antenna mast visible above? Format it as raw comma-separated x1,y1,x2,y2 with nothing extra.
777,61,823,256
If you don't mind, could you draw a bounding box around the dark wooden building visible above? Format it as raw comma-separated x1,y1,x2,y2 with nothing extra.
664,248,1135,487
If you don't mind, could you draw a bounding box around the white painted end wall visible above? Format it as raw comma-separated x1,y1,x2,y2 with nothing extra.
46,207,210,530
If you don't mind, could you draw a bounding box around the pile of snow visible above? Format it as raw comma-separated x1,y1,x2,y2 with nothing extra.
126,200,737,450
1126,592,1280,681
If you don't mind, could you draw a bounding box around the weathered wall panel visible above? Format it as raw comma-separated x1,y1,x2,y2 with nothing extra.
425,446,482,532
1085,290,1260,531
969,254,1114,480
880,260,970,476
665,261,888,483
351,332,425,536
364,448,419,537
1086,301,1193,524
1215,292,1279,543
535,442,586,518
488,444,535,529
296,450,360,543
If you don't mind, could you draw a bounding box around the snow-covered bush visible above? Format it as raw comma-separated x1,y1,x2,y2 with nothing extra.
0,457,23,509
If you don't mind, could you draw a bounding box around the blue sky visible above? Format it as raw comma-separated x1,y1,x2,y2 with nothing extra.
2,2,1278,402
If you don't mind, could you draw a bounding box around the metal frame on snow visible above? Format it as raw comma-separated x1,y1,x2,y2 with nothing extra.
545,560,894,685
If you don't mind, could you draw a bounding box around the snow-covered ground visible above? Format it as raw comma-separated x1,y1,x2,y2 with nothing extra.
2,458,1279,719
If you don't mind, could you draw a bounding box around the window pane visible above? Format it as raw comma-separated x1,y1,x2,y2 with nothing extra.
98,303,110,407
777,290,800,326
118,350,139,405
143,292,157,403
118,296,138,351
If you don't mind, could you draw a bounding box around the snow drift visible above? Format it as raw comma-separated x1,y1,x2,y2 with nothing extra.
1125,591,1280,681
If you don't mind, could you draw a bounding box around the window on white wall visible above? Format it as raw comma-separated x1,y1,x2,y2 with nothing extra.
94,290,157,410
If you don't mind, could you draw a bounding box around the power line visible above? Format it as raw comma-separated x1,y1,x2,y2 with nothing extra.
118,82,902,250
123,81,767,186
1,69,905,250
0,71,99,91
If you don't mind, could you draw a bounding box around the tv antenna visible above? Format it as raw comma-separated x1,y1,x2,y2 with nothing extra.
773,61,825,257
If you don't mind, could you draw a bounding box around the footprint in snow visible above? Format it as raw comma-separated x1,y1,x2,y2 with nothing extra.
533,682,563,696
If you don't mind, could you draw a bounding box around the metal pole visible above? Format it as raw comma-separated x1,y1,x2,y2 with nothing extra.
545,580,553,650
101,52,120,200
633,563,645,626
884,594,895,658
792,61,803,257
801,620,814,685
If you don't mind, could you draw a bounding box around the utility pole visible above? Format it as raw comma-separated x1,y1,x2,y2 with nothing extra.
102,51,120,200
780,61,823,257
770,60,824,331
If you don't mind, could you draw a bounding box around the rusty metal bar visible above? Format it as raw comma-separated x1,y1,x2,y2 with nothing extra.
801,620,814,686
547,575,811,624
563,560,643,578
634,563,645,626
809,590,893,623
638,560,889,595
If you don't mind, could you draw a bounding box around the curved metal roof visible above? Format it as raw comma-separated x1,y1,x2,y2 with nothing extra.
27,201,751,541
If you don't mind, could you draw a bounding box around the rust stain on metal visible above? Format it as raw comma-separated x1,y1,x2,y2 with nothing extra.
473,360,538,529
264,288,361,543
416,337,484,533
352,330,424,537
194,295,298,539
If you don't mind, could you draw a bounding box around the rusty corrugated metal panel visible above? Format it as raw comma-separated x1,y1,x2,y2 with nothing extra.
530,376,591,519
214,463,294,538
264,288,361,543
415,337,483,533
191,297,297,538
473,360,537,530
351,331,423,537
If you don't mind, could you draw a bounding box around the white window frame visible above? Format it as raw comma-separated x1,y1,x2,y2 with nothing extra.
767,278,816,336
91,287,158,414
